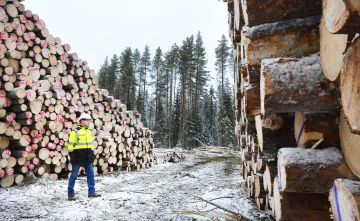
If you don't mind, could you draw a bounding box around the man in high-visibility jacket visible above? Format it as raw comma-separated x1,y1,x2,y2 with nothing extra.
67,113,101,201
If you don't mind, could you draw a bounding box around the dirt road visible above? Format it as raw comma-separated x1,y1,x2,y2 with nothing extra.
0,148,271,221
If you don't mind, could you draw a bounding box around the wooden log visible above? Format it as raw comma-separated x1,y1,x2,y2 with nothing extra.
329,179,360,221
0,174,14,188
260,54,339,115
273,177,331,221
241,0,321,26
341,37,360,133
277,147,356,193
323,0,360,34
320,20,348,81
294,112,339,149
241,16,320,69
339,110,360,179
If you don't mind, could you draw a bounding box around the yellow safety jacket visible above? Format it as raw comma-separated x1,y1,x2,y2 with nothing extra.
67,127,94,151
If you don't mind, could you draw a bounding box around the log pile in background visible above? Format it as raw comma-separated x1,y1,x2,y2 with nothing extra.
224,0,360,219
0,0,155,188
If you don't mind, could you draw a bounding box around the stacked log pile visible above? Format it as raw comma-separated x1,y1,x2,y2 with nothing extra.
225,0,360,219
0,0,155,188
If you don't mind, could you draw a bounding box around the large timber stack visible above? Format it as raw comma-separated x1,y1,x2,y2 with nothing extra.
0,0,155,188
226,0,360,220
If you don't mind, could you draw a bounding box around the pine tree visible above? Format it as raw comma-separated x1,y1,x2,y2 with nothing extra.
132,49,141,109
193,32,208,115
164,44,180,147
215,35,231,104
139,45,151,126
178,36,196,147
98,56,109,89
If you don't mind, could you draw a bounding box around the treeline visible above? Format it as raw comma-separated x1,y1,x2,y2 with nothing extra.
98,32,236,149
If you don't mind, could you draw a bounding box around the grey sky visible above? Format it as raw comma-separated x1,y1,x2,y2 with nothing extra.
23,0,229,80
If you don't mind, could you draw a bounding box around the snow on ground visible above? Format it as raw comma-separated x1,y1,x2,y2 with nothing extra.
0,148,272,221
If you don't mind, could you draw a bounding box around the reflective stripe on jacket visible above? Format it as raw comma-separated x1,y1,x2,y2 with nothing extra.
67,127,94,151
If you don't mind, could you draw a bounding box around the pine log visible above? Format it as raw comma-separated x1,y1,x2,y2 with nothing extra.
320,21,348,81
323,0,360,34
260,54,339,115
329,179,360,221
241,0,321,27
277,147,355,193
273,177,331,221
241,16,320,68
294,112,339,149
339,110,360,179
341,37,360,133
0,174,14,188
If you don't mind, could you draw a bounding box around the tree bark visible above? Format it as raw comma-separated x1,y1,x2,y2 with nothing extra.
260,54,339,115
277,147,355,193
241,16,320,68
241,0,321,26
273,177,331,221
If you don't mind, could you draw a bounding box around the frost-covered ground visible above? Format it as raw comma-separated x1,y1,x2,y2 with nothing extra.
0,148,271,221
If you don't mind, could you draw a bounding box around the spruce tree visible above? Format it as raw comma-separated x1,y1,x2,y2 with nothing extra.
151,47,168,147
202,87,218,146
116,48,135,109
107,54,120,96
171,92,181,147
98,56,109,89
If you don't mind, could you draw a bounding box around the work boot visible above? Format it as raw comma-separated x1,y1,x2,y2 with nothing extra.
68,195,76,201
88,193,101,198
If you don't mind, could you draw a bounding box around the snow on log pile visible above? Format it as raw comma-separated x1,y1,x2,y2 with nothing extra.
0,0,155,188
224,0,360,220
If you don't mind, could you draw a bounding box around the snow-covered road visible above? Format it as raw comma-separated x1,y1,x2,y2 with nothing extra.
0,148,271,221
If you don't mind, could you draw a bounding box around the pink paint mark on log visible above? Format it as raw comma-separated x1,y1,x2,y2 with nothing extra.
5,149,11,157
6,168,14,176
28,164,35,171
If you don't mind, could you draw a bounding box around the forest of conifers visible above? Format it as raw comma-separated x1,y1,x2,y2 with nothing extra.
97,32,236,149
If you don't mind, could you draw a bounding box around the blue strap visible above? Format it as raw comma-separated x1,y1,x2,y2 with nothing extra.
296,118,305,147
333,184,342,221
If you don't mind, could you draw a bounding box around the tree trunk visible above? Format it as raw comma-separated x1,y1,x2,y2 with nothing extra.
260,54,339,115
277,147,355,193
241,16,320,68
273,177,331,221
241,0,321,26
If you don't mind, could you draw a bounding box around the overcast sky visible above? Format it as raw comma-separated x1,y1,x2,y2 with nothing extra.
23,0,229,80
